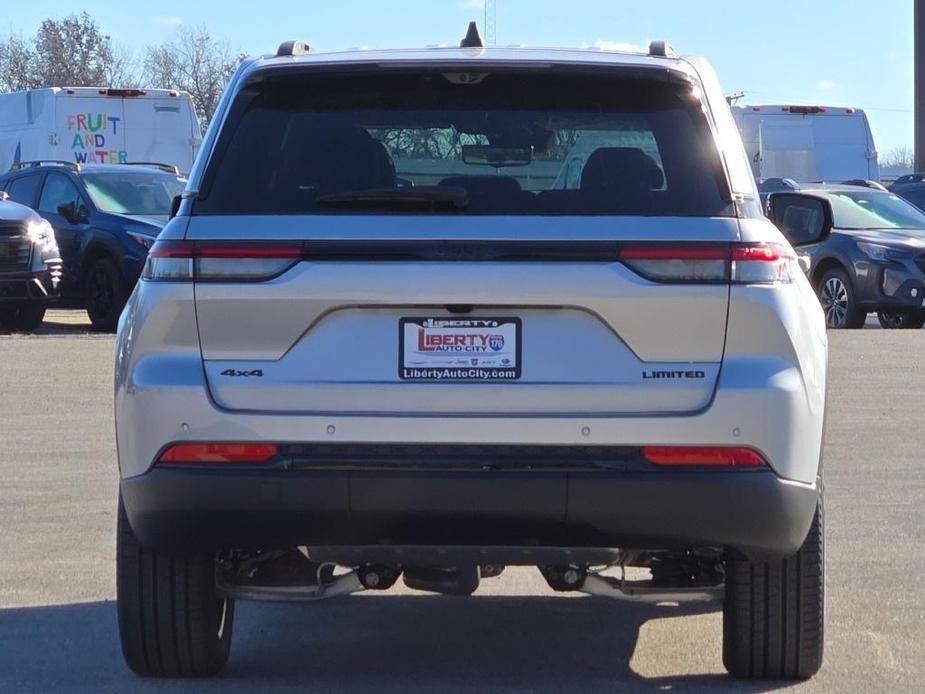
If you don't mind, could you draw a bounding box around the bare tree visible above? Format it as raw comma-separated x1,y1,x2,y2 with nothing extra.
142,26,242,129
0,34,39,91
881,145,915,171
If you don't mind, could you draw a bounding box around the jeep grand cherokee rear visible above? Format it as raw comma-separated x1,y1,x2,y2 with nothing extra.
115,40,827,680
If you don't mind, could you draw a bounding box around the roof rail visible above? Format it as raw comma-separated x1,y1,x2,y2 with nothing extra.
125,162,181,175
9,160,79,172
277,40,311,57
648,40,676,58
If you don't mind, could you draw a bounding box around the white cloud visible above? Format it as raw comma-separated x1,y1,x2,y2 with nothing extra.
589,39,646,53
817,80,839,91
153,16,184,28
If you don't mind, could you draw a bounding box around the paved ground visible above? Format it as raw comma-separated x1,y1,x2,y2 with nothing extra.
0,316,923,692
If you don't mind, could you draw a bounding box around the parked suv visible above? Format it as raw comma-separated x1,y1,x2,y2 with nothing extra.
0,190,61,330
115,32,828,680
768,183,925,328
0,161,186,330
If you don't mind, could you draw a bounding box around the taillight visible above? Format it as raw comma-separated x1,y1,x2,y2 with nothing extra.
643,446,767,468
618,245,727,282
158,443,279,465
618,243,794,285
142,241,302,282
731,244,794,284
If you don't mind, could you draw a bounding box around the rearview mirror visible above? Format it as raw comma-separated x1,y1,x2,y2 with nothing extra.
461,145,533,167
767,193,833,247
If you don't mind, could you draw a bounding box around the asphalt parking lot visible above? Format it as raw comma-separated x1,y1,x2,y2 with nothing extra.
0,312,923,692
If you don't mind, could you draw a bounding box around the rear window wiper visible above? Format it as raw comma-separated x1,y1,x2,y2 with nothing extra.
314,187,468,212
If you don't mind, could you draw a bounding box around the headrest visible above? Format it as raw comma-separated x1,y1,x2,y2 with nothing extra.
580,147,665,192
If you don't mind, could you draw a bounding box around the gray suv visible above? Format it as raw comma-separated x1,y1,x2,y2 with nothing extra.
115,33,828,680
0,191,61,331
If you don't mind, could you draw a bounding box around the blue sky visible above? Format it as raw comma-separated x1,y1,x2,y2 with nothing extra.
2,0,915,153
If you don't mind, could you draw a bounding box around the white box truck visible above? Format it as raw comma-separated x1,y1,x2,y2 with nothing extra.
731,104,879,183
0,87,202,174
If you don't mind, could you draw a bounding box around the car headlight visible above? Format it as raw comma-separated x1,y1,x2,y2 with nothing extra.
857,241,910,262
27,219,60,261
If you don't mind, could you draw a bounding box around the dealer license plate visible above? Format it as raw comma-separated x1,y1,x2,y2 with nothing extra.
399,317,521,381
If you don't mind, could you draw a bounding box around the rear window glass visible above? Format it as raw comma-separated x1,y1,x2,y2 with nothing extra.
195,70,732,217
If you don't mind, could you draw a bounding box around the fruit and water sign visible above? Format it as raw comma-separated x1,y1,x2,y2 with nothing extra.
66,112,127,164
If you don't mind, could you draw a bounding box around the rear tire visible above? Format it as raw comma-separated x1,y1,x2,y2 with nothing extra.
817,268,865,329
117,495,234,677
722,498,824,680
877,311,925,329
0,305,45,332
85,257,127,332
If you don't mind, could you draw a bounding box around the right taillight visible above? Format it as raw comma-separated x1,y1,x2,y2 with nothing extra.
142,241,302,282
618,243,794,285
731,244,795,284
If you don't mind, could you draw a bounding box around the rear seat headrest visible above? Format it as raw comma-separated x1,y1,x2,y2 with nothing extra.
580,147,665,192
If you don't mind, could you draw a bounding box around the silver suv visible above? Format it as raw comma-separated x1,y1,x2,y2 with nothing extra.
115,32,828,680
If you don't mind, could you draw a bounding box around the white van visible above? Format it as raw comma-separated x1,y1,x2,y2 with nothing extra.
0,87,202,174
731,105,879,183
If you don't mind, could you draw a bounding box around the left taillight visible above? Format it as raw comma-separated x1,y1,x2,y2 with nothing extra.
142,241,302,282
158,443,279,465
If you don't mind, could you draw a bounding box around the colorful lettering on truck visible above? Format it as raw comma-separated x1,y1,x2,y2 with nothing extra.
66,113,127,164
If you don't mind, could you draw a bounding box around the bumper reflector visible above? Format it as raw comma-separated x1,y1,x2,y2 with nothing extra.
159,443,279,465
643,446,767,468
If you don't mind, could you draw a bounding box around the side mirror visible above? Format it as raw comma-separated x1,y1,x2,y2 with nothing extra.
169,194,182,219
57,201,89,224
767,193,833,247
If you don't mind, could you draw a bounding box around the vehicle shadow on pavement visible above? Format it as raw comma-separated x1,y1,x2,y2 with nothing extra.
0,596,794,693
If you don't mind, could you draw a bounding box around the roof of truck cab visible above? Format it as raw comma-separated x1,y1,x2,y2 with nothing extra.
249,45,700,77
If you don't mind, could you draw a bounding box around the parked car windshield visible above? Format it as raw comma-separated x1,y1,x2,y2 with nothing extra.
82,172,186,216
196,70,733,217
827,190,925,230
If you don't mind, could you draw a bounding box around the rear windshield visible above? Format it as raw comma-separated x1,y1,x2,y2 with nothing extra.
195,70,732,217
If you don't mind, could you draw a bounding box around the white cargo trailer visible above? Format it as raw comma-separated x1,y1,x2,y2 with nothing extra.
0,87,202,174
731,104,879,183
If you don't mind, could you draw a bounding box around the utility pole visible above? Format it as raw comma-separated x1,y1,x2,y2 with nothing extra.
484,0,497,46
916,0,925,170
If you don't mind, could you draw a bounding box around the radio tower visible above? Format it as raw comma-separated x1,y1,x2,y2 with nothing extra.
484,0,497,45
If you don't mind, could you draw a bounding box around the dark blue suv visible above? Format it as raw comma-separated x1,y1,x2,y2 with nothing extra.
0,161,186,330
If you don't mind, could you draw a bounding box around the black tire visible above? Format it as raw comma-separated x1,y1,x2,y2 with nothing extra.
817,268,865,329
877,311,925,329
84,257,127,332
723,498,824,680
0,305,45,332
117,495,234,677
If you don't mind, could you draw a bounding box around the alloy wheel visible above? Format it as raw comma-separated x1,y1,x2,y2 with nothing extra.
821,277,849,328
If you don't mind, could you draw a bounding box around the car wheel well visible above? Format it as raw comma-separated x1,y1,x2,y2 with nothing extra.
811,258,848,288
81,248,118,280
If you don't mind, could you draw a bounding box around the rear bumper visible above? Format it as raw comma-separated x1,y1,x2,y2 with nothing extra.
120,466,819,562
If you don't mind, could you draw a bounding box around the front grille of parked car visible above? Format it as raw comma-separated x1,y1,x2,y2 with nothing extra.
0,224,32,272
